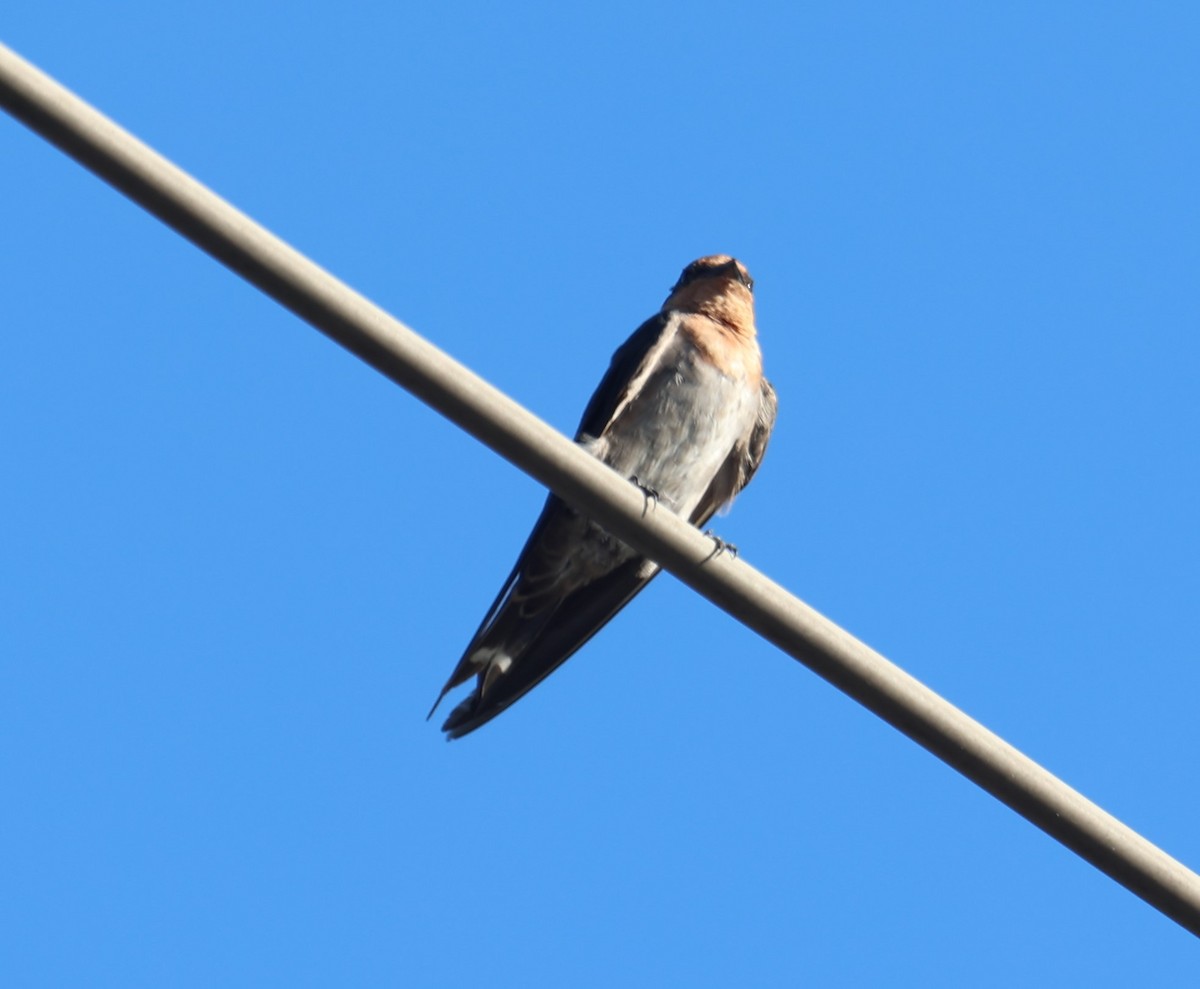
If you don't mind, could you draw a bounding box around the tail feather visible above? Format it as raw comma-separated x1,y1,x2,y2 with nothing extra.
440,556,660,738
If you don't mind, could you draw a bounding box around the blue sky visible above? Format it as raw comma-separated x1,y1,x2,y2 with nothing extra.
3,3,1199,984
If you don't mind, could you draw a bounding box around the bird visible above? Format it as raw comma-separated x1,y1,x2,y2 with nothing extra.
430,255,777,738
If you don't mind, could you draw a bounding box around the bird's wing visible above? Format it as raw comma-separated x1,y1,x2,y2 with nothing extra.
433,316,681,736
689,378,778,529
430,495,568,702
574,312,676,441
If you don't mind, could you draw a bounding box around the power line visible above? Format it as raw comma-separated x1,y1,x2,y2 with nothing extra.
2,40,1197,936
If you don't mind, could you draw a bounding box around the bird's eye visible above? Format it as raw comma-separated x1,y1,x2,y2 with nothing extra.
671,265,702,293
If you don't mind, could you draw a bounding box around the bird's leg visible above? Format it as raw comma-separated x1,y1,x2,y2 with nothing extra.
630,476,660,517
703,530,739,560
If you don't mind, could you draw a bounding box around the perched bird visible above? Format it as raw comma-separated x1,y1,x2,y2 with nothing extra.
431,255,777,738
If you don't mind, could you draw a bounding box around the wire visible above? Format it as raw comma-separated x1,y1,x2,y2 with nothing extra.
2,40,1198,936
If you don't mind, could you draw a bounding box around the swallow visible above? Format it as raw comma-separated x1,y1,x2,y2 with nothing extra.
430,255,777,738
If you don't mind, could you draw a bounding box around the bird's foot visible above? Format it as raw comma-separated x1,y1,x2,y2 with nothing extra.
630,476,661,517
703,530,739,560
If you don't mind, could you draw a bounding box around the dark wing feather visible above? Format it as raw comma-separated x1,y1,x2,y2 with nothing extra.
689,378,778,529
429,494,568,705
574,313,671,441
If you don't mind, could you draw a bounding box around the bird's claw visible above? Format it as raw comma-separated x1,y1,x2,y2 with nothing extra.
703,530,738,560
630,476,661,516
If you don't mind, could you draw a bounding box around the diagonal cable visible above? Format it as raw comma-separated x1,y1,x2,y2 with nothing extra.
2,41,1197,936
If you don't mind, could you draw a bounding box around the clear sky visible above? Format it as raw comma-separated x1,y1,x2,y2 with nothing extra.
3,3,1198,984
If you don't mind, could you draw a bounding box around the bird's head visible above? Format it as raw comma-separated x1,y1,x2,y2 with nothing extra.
662,255,756,330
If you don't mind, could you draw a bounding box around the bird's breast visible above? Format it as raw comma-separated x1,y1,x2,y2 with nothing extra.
584,332,760,519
